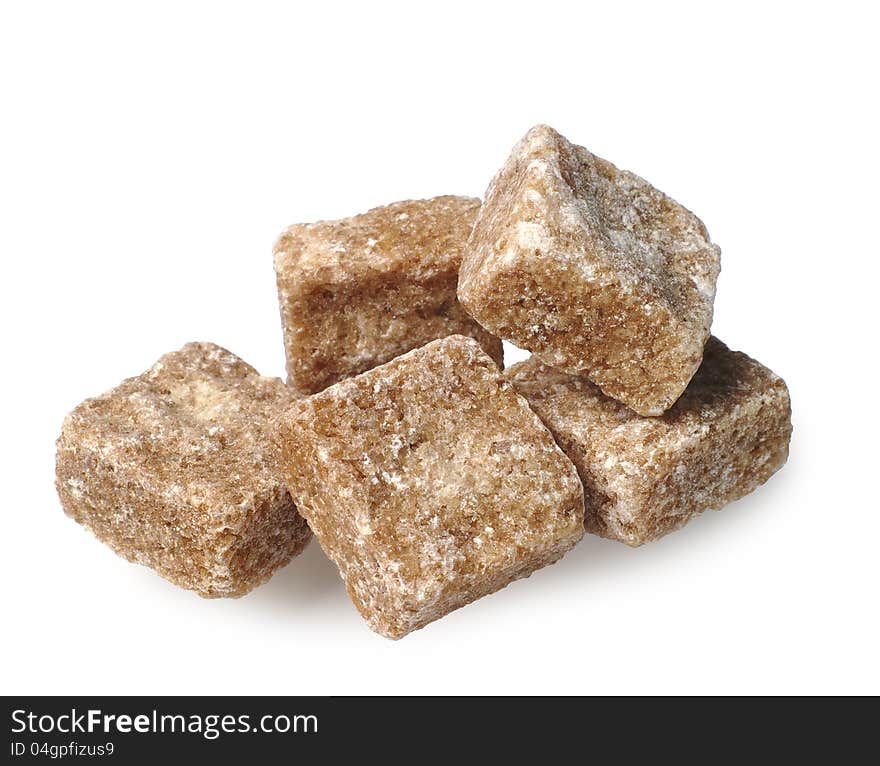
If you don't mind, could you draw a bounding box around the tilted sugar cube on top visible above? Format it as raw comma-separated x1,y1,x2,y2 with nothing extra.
459,124,721,416
274,195,503,396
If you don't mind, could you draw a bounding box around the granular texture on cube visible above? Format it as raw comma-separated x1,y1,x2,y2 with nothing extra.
274,196,503,395
55,342,311,597
274,335,584,639
505,338,791,546
459,124,721,416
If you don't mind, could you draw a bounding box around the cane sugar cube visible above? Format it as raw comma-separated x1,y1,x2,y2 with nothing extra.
274,196,503,395
274,335,584,639
505,338,791,546
459,124,721,416
55,342,311,597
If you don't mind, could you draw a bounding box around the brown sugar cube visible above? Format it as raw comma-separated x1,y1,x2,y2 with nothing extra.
459,124,721,416
274,195,504,395
505,338,791,546
55,342,311,597
274,335,584,639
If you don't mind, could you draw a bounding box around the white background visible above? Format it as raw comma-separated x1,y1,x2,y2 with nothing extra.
2,1,878,695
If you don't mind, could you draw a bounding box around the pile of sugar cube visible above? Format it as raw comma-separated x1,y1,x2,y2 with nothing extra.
56,125,791,639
